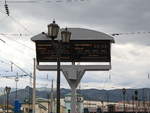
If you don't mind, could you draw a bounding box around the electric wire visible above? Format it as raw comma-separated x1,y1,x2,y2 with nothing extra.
9,16,32,34
0,5,32,35
0,58,52,81
0,38,34,61
0,31,150,37
0,57,32,77
0,9,6,15
0,37,25,53
1,43,35,71
0,33,34,50
0,33,32,36
0,38,6,43
11,62,32,77
111,31,150,36
0,15,8,23
0,74,28,78
0,0,89,4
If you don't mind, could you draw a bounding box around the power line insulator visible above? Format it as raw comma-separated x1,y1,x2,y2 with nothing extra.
4,3,9,16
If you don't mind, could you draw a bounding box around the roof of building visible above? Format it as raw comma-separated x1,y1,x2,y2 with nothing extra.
36,97,49,102
31,28,115,43
65,93,83,97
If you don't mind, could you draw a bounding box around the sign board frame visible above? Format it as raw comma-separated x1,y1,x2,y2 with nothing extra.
36,40,111,63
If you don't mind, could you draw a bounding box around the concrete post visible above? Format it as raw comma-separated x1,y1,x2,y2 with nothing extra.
32,58,36,113
62,65,85,113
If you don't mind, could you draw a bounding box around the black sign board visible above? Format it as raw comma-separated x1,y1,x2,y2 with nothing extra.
36,40,110,63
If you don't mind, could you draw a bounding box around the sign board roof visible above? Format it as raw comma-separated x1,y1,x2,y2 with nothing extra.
31,28,115,43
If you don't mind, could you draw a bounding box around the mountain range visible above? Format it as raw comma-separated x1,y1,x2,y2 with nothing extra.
0,86,150,105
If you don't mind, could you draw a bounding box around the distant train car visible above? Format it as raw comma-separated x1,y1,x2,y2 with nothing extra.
96,107,102,113
84,108,89,113
107,104,115,112
84,107,102,113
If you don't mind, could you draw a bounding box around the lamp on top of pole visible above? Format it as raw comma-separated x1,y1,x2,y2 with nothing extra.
5,86,11,113
47,20,71,113
48,20,60,39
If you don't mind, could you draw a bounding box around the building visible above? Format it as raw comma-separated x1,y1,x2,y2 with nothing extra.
0,105,14,113
64,93,84,113
22,98,66,113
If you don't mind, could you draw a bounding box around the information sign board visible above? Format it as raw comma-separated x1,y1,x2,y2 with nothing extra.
36,40,110,63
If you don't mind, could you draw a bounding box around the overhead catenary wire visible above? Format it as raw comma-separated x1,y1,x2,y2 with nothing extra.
0,57,32,78
0,37,35,61
0,0,89,4
0,74,28,78
0,58,52,81
0,33,34,50
0,15,8,23
0,36,36,75
0,5,32,35
0,39,36,72
0,3,36,65
0,9,4,14
0,33,32,36
111,31,150,36
0,38,6,43
1,0,150,38
0,36,25,53
0,30,150,37
1,4,150,39
18,30,142,38
0,8,34,54
10,62,32,77
9,16,32,34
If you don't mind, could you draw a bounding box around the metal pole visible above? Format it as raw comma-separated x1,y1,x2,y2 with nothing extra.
122,88,126,113
143,88,145,113
15,81,17,99
57,57,60,113
148,93,150,113
106,91,109,104
15,73,18,100
123,93,125,113
32,58,36,113
51,80,54,113
132,96,135,113
7,92,8,113
4,89,6,112
48,94,50,113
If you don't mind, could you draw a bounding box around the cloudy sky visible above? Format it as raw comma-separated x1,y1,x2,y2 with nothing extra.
0,0,150,90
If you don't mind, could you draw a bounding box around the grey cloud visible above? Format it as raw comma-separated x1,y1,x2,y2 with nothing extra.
8,0,150,30
6,0,150,45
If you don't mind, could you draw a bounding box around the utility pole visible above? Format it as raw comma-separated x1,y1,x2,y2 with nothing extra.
32,58,36,113
15,73,19,99
57,56,60,113
4,88,6,112
132,95,135,113
50,80,54,113
134,90,138,113
122,88,126,113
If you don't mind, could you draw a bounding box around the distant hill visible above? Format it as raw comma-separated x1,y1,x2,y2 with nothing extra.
0,86,150,105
